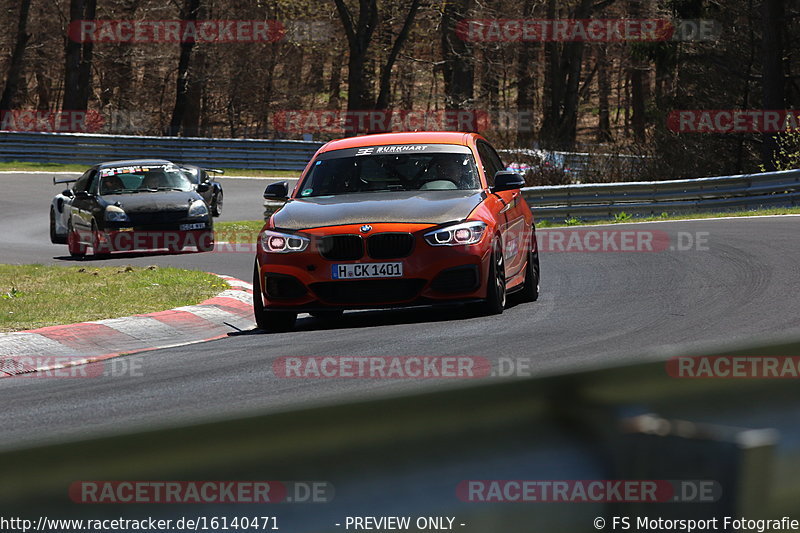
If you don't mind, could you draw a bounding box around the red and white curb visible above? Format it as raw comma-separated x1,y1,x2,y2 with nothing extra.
0,274,254,378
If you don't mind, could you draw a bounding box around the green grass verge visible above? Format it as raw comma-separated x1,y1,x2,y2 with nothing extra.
216,207,800,241
535,207,800,227
216,221,265,243
0,161,301,178
0,264,228,332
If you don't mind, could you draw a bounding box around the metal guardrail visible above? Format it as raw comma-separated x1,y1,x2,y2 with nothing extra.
0,131,324,170
523,169,800,221
2,339,799,531
3,131,798,219
501,148,650,181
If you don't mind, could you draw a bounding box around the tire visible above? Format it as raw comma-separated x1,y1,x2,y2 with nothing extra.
196,231,215,252
310,310,344,321
91,221,112,258
517,247,540,303
211,190,223,217
481,238,506,315
253,261,297,332
50,207,67,244
67,220,86,258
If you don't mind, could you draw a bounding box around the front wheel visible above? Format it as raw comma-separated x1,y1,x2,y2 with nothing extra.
253,261,297,332
480,238,506,315
196,231,215,252
211,190,223,217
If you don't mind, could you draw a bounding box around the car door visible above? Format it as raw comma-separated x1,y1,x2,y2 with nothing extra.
70,168,98,240
477,141,528,278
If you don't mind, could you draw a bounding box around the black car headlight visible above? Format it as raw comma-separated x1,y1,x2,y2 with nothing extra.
260,230,310,253
188,200,209,218
424,221,487,246
104,205,129,222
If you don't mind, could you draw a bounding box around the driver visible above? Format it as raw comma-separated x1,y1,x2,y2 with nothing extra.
101,175,125,194
422,155,474,189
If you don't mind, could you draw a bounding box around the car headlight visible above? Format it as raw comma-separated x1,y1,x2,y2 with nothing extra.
424,221,487,246
260,230,310,253
188,200,209,217
104,205,129,222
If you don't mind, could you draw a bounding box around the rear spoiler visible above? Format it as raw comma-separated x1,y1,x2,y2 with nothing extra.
53,176,78,185
204,168,224,175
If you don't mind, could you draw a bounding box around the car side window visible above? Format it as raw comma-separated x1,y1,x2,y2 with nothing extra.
73,170,95,193
86,170,98,194
477,141,504,187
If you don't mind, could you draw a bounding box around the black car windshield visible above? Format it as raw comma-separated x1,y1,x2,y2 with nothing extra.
98,165,194,195
297,145,481,197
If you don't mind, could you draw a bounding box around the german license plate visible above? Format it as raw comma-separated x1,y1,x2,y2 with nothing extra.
179,223,206,230
332,262,403,279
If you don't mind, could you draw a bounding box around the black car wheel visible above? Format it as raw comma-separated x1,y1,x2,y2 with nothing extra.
481,237,506,315
211,190,223,217
253,260,297,332
196,231,215,252
67,220,86,258
516,245,540,303
50,207,66,244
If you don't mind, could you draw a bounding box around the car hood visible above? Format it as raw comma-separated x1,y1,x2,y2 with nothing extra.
101,190,202,212
272,190,486,230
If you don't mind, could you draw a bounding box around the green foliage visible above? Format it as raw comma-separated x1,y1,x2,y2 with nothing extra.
770,128,800,171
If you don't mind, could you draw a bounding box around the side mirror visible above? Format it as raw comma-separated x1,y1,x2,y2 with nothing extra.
197,182,210,193
62,189,74,197
492,171,525,192
264,181,289,200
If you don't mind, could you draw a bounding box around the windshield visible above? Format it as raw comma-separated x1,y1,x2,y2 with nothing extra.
297,145,481,197
98,165,194,195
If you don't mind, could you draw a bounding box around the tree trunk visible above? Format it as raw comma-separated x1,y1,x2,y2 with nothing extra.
628,0,648,142
441,0,474,110
335,0,378,118
166,0,202,136
597,45,613,142
62,0,96,113
375,0,421,110
761,0,785,170
0,0,33,113
328,47,344,109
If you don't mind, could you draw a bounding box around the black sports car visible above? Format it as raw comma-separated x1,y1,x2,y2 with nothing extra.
54,159,215,258
180,164,224,217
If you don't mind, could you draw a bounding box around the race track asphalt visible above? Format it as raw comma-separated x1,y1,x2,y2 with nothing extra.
2,172,799,451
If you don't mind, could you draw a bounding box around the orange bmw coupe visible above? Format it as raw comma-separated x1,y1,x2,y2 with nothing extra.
253,132,539,331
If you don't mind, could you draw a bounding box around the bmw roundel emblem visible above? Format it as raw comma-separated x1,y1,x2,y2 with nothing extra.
360,224,372,233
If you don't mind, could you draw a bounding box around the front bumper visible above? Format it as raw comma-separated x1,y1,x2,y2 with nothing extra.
255,223,493,311
96,225,214,251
